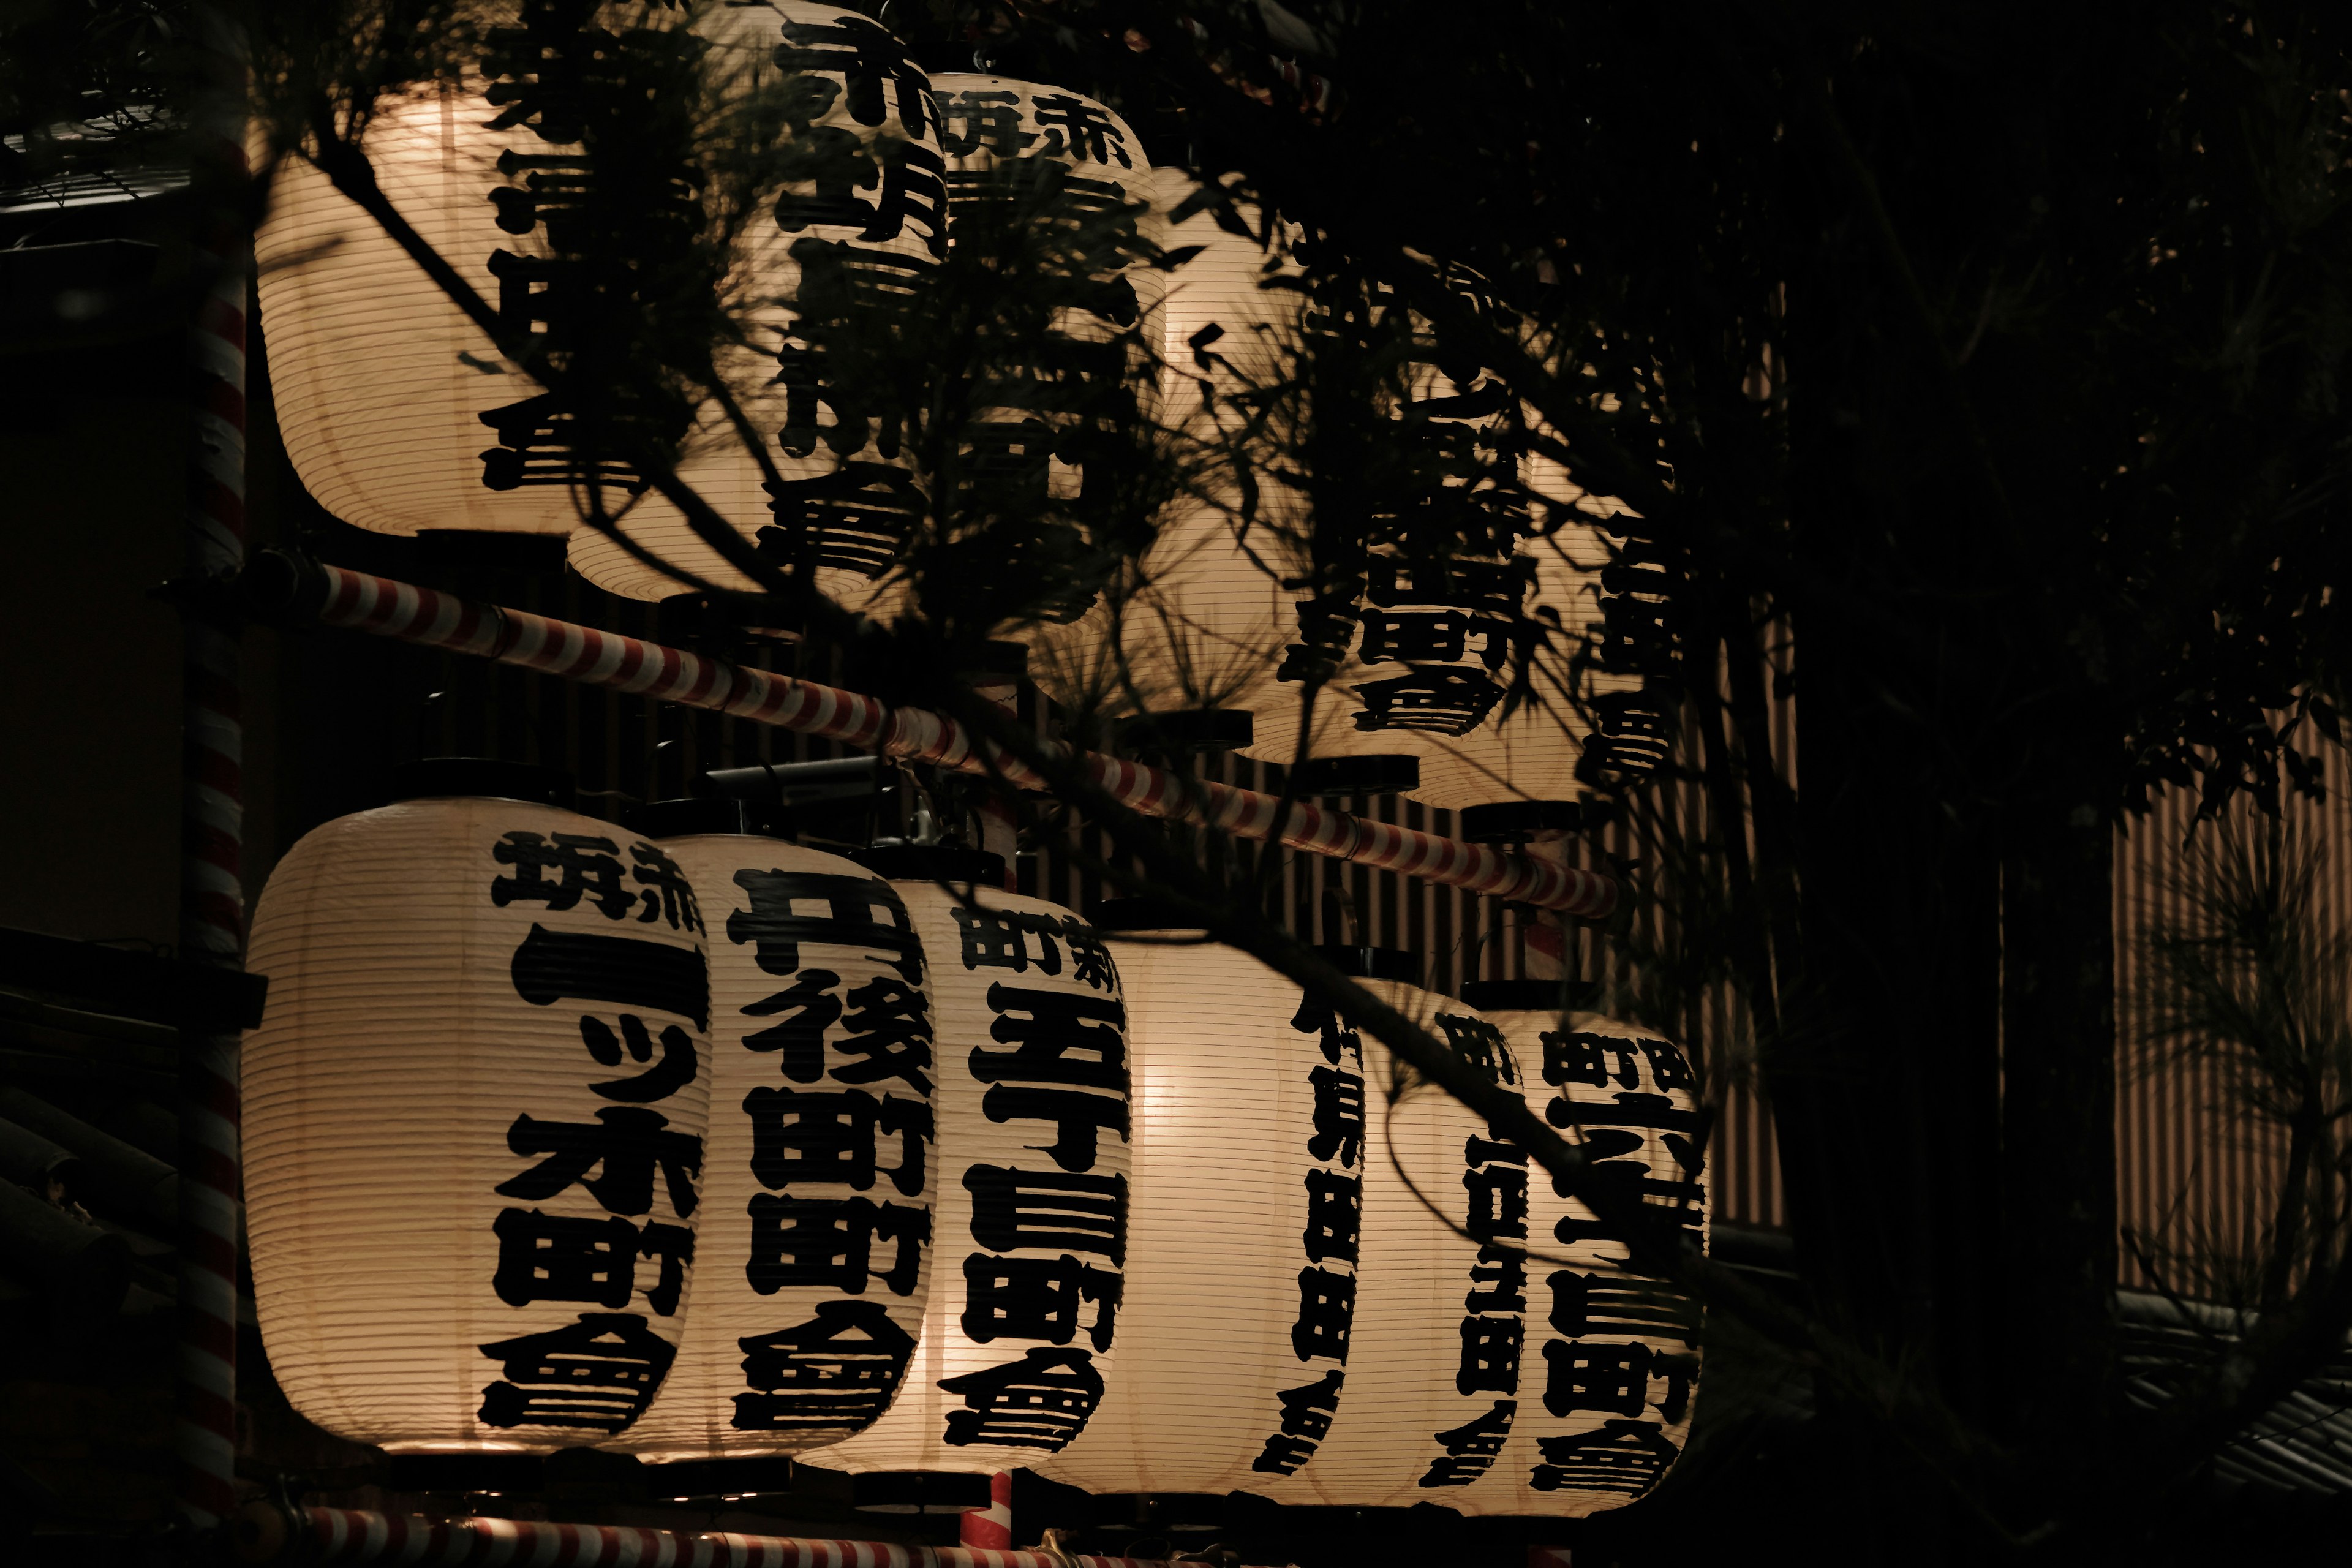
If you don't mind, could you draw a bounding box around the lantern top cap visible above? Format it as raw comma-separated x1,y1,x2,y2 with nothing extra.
848,844,1008,886
1461,978,1602,1014
1312,943,1421,984
389,758,574,810
1290,753,1420,798
624,797,795,843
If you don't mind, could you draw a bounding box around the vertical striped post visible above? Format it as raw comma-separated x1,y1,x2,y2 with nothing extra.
1520,830,1572,982
176,4,251,1532
959,1472,1014,1552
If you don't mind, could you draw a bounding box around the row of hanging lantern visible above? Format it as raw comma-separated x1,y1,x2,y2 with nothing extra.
1026,174,1656,811
260,1,1161,622
246,2,1697,1510
255,0,1665,816
243,766,1705,1510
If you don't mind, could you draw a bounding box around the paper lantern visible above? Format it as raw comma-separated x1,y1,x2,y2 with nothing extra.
923,74,1162,629
243,761,713,1451
255,63,586,535
804,854,1133,1473
1404,513,1634,810
1226,276,1542,775
605,801,938,1461
1036,915,1365,1493
1027,190,1624,789
572,56,1158,624
260,0,782,538
1396,438,1665,809
1442,989,1708,1514
1247,960,1539,1507
568,2,948,609
1030,170,1303,727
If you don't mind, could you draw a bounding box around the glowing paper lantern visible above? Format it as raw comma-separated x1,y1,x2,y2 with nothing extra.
1404,511,1632,810
255,64,586,536
243,762,713,1450
924,74,1162,628
1210,258,1534,774
1396,441,1659,809
1446,990,1708,1514
1542,458,1681,781
260,0,769,538
1037,914,1364,1493
607,802,937,1461
1254,962,1536,1507
805,856,1133,1472
1033,192,1622,788
1030,170,1303,726
568,2,948,608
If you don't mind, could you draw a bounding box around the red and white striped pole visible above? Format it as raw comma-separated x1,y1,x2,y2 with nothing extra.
233,1501,1168,1567
1520,829,1574,982
959,1472,1014,1553
176,3,251,1533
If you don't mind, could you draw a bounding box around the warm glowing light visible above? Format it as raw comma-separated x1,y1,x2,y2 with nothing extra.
805,876,1134,1474
244,780,712,1450
609,822,937,1461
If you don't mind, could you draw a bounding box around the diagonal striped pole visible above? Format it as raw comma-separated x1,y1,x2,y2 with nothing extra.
176,3,251,1532
282,562,1620,918
238,1501,1172,1566
958,1471,1014,1551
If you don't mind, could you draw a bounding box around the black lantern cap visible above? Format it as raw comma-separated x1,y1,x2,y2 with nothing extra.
1313,944,1421,983
625,796,795,841
1118,707,1254,753
848,1469,992,1513
850,844,1008,885
389,758,574,809
643,1456,794,1502
1458,799,1613,842
1291,754,1420,797
1463,978,1602,1012
698,756,882,805
385,1452,545,1496
655,590,805,647
414,529,567,580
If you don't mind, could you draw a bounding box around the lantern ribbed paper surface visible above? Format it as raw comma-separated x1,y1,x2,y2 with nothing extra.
805,882,1132,1472
244,795,712,1451
1038,930,1362,1493
1256,982,1532,1507
568,3,947,608
611,834,936,1461
1448,1010,1708,1515
1404,511,1634,811
1232,288,1539,775
256,71,586,536
1031,170,1300,723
